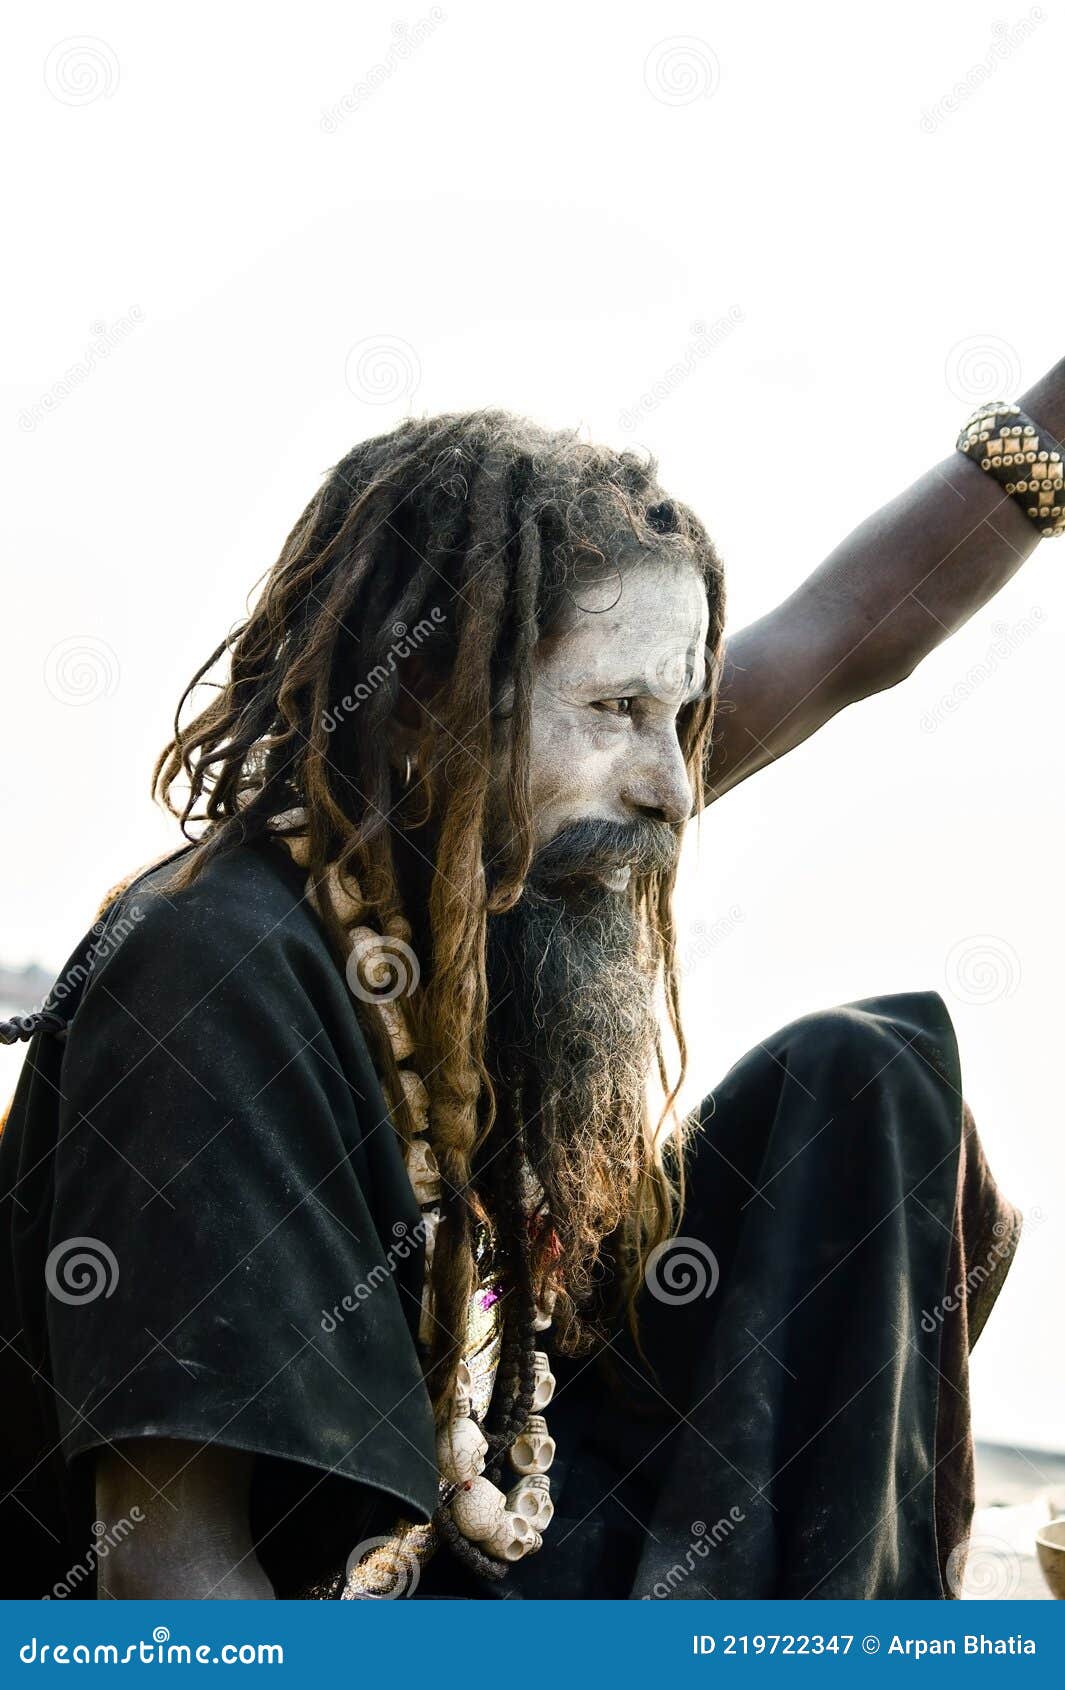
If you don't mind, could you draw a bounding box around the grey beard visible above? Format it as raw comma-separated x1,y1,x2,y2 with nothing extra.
485,878,657,1099
483,829,666,1253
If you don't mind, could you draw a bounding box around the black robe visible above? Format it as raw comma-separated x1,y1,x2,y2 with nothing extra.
0,841,1018,1599
415,989,1018,1599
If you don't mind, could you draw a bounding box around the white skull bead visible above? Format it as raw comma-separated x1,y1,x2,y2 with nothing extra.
436,1415,488,1483
531,1350,556,1410
399,1069,430,1134
483,1509,542,1561
405,1137,442,1206
451,1476,507,1541
507,1474,554,1529
509,1413,556,1476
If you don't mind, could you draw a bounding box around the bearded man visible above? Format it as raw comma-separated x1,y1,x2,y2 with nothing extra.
1,379,1054,1599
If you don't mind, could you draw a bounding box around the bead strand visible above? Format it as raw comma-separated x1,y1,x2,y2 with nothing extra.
271,814,557,1581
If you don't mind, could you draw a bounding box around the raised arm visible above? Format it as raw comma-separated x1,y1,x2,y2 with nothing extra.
703,354,1065,803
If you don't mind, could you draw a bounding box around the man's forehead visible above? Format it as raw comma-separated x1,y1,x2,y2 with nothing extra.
542,561,710,693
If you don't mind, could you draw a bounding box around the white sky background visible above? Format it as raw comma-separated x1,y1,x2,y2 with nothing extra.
2,0,1062,1452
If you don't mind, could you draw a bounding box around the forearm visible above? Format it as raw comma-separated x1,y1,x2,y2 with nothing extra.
99,1538,276,1600
95,1440,275,1600
705,355,1065,801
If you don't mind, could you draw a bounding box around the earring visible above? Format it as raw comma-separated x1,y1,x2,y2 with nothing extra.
403,751,414,788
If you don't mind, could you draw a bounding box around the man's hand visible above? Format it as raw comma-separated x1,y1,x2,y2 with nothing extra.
95,1439,275,1599
702,354,1065,804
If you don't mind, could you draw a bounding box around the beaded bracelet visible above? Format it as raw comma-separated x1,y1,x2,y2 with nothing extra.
956,400,1065,537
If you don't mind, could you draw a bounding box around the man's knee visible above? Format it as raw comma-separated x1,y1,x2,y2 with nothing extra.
760,988,960,1108
694,991,949,1140
684,990,964,1237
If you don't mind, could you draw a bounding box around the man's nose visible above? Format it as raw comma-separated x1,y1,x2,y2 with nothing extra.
621,734,693,827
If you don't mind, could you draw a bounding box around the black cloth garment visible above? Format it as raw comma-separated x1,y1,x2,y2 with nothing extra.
0,842,1018,1599
0,840,440,1598
415,989,1020,1599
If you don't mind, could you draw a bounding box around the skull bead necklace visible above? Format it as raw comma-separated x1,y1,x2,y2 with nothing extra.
270,816,560,1588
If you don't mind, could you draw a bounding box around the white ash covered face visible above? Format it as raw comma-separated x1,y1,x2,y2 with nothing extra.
489,554,711,893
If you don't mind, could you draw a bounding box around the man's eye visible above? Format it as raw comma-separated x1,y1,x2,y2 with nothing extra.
593,698,635,717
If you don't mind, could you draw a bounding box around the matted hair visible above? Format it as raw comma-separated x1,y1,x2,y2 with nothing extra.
153,408,727,1416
